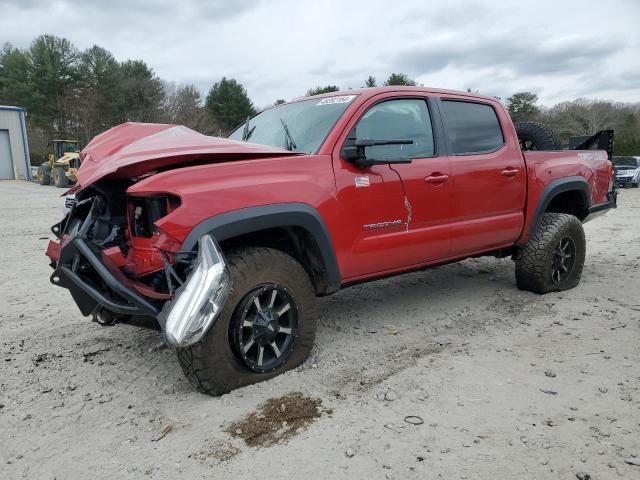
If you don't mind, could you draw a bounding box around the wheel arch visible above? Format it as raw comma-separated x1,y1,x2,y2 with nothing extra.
529,176,591,237
181,203,341,295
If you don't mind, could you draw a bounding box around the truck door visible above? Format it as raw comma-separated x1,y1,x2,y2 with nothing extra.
438,97,526,255
331,159,408,278
331,95,451,280
371,97,452,264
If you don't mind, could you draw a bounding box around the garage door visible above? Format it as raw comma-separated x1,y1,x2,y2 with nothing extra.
0,130,15,180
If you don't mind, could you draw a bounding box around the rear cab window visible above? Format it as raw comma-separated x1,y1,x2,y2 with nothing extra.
440,100,504,155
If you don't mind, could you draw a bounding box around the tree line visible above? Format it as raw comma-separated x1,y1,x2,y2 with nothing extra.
0,35,259,161
1,35,638,162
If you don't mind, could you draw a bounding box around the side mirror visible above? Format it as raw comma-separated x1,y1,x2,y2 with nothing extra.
341,138,415,167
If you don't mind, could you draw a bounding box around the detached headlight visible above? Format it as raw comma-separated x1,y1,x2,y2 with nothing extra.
160,235,231,347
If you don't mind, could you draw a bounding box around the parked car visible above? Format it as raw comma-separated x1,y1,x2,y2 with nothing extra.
45,86,616,395
612,156,640,188
62,193,76,215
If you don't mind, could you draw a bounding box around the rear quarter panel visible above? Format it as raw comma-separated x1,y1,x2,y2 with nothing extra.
518,149,612,245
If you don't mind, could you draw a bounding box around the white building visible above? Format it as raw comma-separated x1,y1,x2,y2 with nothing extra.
0,106,31,180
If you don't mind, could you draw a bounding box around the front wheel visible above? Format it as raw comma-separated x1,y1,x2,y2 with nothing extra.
53,166,69,188
515,213,586,294
177,247,317,396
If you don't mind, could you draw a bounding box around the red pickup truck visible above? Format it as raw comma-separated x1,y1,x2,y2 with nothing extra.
46,86,616,395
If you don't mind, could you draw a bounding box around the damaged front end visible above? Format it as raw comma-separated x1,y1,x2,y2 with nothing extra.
46,183,231,348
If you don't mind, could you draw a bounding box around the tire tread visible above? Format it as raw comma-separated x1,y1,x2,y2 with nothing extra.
515,121,562,151
515,212,585,294
177,247,316,396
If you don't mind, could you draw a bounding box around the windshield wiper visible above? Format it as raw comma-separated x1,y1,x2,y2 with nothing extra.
241,116,255,142
280,118,297,151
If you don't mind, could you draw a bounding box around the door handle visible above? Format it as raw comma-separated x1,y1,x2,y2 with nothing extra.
500,167,520,177
424,173,449,185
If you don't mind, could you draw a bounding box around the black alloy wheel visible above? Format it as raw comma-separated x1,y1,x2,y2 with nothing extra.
230,284,298,373
176,247,317,396
551,236,576,284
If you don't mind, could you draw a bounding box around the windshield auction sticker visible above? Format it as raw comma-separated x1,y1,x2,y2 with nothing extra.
316,95,356,106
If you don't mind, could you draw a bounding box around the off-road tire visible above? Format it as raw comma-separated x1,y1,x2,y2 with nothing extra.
176,247,317,396
632,183,639,188
37,164,51,185
515,213,585,294
53,166,69,188
515,121,562,151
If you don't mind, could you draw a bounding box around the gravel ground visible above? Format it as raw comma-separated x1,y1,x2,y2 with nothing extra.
0,180,638,480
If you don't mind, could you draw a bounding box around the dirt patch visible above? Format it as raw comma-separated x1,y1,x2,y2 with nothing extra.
193,440,240,465
226,392,329,447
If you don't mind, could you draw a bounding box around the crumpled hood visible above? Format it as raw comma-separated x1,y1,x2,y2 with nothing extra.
77,122,299,188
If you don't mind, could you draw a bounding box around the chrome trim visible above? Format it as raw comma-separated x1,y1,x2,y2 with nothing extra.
160,235,231,348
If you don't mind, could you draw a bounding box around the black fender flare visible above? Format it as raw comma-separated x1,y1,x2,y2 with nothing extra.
181,203,341,294
529,176,591,236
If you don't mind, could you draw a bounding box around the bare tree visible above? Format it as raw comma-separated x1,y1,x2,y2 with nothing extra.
547,99,616,136
164,82,220,135
63,85,100,143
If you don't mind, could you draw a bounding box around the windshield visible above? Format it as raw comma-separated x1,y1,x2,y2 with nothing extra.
612,157,639,167
62,143,80,153
228,95,357,153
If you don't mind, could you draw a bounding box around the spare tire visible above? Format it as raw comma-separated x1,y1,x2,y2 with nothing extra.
515,121,561,151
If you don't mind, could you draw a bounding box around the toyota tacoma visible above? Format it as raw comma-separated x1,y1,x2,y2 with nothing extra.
46,87,617,395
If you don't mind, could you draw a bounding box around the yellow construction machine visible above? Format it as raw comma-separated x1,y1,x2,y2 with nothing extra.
36,139,82,188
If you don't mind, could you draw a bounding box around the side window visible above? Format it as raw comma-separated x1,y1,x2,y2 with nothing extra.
440,100,504,155
354,99,434,160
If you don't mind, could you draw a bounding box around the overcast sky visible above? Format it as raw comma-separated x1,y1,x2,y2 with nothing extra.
1,0,639,108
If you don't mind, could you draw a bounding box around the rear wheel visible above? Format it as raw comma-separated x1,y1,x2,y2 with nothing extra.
177,247,317,396
515,122,562,151
53,166,69,188
37,164,51,185
515,213,585,294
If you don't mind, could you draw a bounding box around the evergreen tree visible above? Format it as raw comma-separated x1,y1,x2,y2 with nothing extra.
205,77,256,133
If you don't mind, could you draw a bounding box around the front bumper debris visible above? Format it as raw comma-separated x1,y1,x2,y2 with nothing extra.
48,196,231,346
158,235,231,348
50,235,160,317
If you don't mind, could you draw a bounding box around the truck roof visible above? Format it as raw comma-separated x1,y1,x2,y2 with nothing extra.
293,86,500,104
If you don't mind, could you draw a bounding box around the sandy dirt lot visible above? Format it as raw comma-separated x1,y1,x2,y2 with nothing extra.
0,180,638,480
